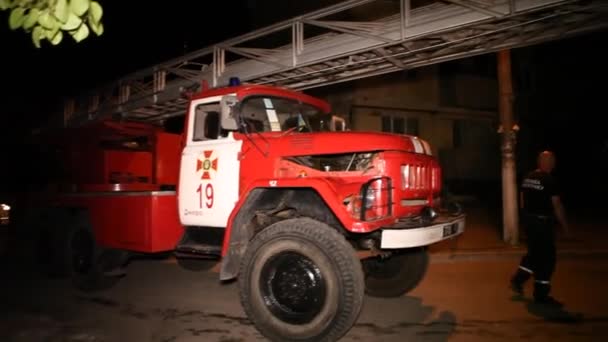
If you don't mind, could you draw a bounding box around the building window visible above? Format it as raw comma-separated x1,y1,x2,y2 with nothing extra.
382,115,418,135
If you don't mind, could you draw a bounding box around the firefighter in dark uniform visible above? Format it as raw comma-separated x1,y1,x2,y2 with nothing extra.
510,150,569,306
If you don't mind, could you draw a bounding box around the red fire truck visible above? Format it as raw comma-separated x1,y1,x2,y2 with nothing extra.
23,82,465,341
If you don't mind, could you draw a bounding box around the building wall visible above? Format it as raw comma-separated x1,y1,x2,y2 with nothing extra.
352,67,440,110
440,74,498,110
421,117,453,157
348,66,443,154
438,119,500,181
439,54,498,111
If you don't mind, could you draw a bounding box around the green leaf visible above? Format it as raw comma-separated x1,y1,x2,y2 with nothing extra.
54,0,69,23
50,30,63,45
45,26,59,40
89,20,103,36
23,8,41,30
0,0,11,11
32,25,45,48
38,10,58,30
60,12,81,30
70,22,89,42
88,1,102,24
8,7,26,30
69,0,90,17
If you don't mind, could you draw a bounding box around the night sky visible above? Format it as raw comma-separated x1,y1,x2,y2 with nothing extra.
1,1,607,210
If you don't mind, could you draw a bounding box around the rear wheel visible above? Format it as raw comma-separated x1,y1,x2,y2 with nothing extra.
67,226,126,292
239,218,364,342
362,247,429,298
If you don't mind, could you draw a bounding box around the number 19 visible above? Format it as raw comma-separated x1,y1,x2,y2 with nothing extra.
196,183,214,209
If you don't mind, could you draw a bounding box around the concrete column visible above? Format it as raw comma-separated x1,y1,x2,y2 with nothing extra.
498,50,519,245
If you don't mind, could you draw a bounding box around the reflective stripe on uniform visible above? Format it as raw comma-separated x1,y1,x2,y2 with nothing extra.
535,280,550,284
519,266,534,274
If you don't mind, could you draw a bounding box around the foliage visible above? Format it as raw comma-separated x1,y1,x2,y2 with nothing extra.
1,0,103,47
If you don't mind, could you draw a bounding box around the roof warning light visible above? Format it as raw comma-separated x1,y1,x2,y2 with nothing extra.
229,77,241,86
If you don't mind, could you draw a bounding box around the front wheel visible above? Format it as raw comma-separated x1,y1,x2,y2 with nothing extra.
238,218,364,342
362,247,429,298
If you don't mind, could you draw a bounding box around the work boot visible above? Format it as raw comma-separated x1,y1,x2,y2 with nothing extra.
533,281,563,308
510,278,524,295
510,268,532,295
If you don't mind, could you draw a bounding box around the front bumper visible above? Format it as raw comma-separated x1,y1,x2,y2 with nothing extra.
380,214,465,249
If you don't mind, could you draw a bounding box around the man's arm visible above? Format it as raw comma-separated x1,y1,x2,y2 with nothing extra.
551,195,569,236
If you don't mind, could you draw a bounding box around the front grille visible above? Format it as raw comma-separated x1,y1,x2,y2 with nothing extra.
401,164,430,190
401,163,442,193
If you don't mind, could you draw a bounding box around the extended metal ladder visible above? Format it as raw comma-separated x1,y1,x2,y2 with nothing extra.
63,0,607,126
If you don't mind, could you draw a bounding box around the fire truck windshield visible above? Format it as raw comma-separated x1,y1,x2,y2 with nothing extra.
239,96,333,133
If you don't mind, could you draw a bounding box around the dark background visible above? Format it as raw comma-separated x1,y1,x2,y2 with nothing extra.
0,1,606,212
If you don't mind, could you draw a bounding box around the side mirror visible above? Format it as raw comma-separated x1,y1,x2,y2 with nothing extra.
220,95,239,131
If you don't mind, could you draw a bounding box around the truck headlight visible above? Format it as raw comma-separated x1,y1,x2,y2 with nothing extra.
363,187,376,209
359,177,392,221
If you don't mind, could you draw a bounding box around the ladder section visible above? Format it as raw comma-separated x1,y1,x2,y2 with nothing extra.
63,0,607,125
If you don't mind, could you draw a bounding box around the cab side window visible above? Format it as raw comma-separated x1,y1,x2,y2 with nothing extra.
193,103,224,141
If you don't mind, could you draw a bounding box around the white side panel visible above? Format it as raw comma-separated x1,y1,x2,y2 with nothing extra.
179,135,242,227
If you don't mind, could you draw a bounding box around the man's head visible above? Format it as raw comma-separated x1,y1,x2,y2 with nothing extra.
537,150,556,173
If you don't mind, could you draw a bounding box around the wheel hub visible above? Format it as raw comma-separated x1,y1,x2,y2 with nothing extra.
260,251,326,324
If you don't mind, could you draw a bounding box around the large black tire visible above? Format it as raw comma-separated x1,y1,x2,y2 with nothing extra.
66,225,126,292
238,217,364,342
31,211,127,291
362,247,429,298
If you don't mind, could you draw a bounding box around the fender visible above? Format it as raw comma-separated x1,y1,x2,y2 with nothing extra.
219,177,394,280
222,178,347,256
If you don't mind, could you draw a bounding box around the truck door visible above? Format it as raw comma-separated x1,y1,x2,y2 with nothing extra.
178,97,242,227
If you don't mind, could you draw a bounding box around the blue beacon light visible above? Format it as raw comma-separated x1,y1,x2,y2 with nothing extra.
229,77,241,86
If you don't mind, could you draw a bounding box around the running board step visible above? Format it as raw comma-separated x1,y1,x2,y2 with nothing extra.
175,226,224,257
175,243,222,257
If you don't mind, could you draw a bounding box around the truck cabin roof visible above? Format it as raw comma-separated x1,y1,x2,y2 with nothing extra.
190,84,331,114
